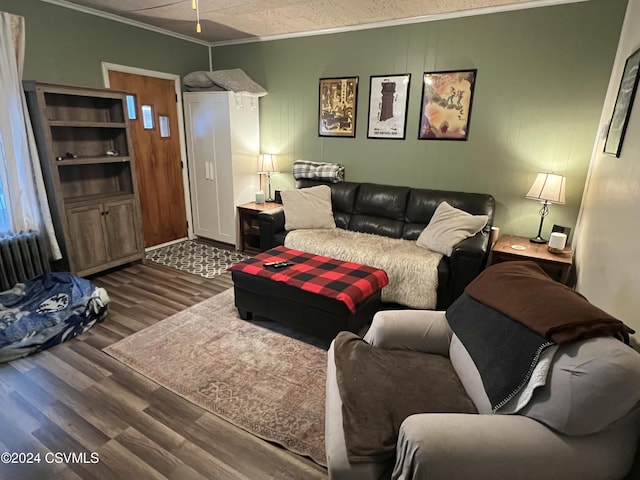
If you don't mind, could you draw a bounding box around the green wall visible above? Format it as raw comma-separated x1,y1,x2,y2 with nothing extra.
0,0,209,87
211,0,627,239
0,0,628,238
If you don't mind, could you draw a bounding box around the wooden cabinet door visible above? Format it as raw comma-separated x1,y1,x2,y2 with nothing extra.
103,198,141,261
66,204,110,272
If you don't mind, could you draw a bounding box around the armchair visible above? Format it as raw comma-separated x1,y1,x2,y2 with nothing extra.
325,309,640,480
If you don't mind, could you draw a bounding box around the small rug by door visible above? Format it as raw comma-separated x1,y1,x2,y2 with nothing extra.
103,288,328,466
146,240,250,278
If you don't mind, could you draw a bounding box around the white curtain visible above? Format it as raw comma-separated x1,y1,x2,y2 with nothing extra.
0,12,61,259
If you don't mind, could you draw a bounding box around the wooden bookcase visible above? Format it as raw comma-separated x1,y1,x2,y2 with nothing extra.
24,81,144,277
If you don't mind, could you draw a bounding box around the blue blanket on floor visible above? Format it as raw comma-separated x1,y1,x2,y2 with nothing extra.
0,272,109,362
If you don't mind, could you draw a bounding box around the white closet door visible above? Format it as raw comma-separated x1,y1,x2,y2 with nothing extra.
184,92,259,246
184,94,232,243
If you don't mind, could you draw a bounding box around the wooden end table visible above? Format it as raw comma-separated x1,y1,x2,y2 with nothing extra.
237,202,281,252
488,234,573,284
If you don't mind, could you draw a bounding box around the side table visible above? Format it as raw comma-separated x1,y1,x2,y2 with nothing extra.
488,234,573,284
237,202,281,253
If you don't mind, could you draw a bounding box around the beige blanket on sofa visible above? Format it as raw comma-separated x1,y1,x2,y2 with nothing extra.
285,229,442,309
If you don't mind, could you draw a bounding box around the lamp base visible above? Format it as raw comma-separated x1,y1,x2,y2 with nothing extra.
529,236,547,244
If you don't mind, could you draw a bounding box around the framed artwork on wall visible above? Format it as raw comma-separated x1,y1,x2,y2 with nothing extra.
318,77,358,137
367,74,411,139
604,47,640,158
418,69,477,141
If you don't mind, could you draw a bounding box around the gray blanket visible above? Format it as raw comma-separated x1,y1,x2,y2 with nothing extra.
183,68,267,96
446,293,554,411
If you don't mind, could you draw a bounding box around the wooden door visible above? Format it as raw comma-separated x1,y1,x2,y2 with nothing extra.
107,71,187,248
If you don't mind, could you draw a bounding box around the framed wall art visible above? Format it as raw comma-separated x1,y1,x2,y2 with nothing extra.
604,47,640,157
418,69,477,141
318,77,358,137
367,74,411,139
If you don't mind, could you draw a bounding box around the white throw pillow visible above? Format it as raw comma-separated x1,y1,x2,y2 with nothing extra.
281,185,336,231
417,202,488,256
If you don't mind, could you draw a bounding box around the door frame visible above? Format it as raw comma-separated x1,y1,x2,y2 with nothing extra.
101,62,194,248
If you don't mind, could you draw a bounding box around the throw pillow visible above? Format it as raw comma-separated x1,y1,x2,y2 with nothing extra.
281,185,336,231
417,202,488,256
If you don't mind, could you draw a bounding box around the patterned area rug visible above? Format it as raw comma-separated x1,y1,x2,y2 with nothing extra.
103,288,328,466
146,240,250,278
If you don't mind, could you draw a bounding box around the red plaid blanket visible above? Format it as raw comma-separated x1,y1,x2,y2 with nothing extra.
228,246,389,313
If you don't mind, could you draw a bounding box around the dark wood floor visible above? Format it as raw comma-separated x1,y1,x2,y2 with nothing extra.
0,261,328,480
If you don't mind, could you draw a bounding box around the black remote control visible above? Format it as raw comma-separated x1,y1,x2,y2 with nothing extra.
264,261,291,268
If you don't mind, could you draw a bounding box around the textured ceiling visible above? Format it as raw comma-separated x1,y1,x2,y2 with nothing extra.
52,0,574,44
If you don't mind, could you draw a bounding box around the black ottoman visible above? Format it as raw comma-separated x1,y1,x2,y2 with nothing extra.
229,247,387,340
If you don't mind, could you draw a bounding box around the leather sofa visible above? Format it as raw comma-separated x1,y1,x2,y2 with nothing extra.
258,180,495,309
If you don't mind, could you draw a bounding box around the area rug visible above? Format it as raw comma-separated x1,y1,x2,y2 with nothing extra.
103,288,328,466
145,240,250,278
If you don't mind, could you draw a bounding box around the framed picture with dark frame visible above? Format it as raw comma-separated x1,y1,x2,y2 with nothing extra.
418,69,477,141
367,74,411,139
318,77,358,137
604,47,640,157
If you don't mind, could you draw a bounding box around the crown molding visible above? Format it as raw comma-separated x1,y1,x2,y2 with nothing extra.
211,0,587,47
39,0,210,46
40,0,586,48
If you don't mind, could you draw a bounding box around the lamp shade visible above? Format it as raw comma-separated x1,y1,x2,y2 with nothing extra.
258,154,279,174
526,172,566,204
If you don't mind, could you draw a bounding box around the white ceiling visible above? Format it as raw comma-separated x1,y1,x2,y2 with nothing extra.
44,0,585,45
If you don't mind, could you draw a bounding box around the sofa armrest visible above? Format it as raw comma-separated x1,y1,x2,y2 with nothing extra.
393,413,637,480
441,231,490,306
363,310,451,357
258,207,285,251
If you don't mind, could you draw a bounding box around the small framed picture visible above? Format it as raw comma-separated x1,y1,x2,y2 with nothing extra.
367,74,411,139
604,47,640,157
318,77,358,137
418,69,477,141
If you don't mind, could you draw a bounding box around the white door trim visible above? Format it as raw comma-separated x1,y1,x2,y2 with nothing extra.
101,62,194,240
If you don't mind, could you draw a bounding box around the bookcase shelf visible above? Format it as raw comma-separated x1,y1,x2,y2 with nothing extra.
24,81,144,277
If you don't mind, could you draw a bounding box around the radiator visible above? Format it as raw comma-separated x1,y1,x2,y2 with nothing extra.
0,231,51,292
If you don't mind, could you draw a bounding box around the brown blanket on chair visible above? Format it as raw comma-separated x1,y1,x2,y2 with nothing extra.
465,261,634,343
334,331,477,463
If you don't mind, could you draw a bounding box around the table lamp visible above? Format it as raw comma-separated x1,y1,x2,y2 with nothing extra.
258,154,279,202
526,172,566,244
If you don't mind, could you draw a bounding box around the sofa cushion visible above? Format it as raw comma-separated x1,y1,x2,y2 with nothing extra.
403,189,496,240
281,185,336,230
297,180,359,230
329,182,360,229
519,336,640,435
349,184,409,238
416,202,488,256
